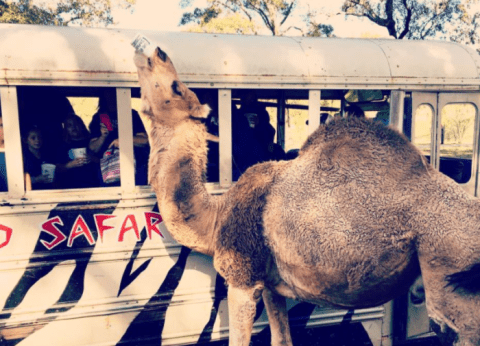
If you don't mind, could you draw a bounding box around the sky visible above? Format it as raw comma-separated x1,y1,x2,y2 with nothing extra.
112,0,390,38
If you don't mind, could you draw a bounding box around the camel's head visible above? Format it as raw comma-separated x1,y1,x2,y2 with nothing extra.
132,35,210,126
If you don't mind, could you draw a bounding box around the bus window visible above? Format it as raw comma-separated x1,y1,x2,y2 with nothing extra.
131,88,151,186
439,103,476,183
0,100,7,192
231,89,285,180
412,104,434,158
195,89,220,183
16,86,149,191
18,87,77,191
285,98,309,159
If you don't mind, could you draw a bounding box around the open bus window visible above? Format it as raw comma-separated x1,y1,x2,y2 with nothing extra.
16,86,150,191
131,90,150,186
285,98,309,159
439,103,476,183
231,89,285,180
0,100,7,192
412,104,433,158
193,89,220,183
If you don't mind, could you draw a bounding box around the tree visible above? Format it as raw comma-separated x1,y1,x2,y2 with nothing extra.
0,0,135,26
448,2,480,48
341,0,474,41
180,0,333,36
442,104,474,144
302,7,335,37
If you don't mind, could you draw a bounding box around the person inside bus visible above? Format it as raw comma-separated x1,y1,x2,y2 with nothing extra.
56,113,100,189
88,91,150,186
22,125,57,190
232,90,284,179
345,104,365,118
0,115,7,192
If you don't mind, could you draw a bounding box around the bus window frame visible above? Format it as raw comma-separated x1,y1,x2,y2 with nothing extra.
438,93,480,194
0,86,23,200
411,91,480,196
218,89,232,188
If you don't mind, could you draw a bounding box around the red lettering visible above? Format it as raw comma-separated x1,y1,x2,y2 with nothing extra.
118,214,140,242
40,216,66,250
68,215,95,247
0,224,13,249
145,212,164,239
94,214,117,243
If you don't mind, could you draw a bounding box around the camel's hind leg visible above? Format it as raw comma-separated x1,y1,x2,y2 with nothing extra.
419,260,480,346
263,288,293,346
227,283,264,346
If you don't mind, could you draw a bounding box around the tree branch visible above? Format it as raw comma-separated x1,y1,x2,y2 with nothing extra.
245,1,275,34
280,0,296,26
344,0,389,27
398,0,412,39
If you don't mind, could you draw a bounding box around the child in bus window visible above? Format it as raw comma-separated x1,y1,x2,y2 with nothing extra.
88,91,149,186
56,114,100,189
22,126,56,190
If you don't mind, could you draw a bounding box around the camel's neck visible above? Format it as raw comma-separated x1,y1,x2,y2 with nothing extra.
148,120,220,256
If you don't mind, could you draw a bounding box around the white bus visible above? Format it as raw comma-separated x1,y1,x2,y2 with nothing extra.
1,23,480,346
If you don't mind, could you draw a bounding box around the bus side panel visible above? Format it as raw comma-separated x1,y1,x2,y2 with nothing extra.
0,201,221,346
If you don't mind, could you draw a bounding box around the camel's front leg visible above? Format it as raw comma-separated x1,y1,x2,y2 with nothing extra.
263,288,293,346
228,283,264,346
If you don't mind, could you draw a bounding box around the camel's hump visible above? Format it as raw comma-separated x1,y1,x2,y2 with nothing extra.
295,117,431,185
301,117,410,153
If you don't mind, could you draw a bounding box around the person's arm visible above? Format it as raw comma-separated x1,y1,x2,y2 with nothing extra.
108,132,149,149
89,123,109,153
56,158,89,172
29,172,51,185
133,132,149,147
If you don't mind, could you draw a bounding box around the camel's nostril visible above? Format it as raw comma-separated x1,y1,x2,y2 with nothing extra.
172,81,182,96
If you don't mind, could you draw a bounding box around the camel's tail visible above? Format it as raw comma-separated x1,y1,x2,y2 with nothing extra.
446,262,480,293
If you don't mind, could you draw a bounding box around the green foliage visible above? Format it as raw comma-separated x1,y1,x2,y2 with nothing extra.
187,12,257,34
0,0,135,26
180,0,317,36
341,0,479,44
442,104,475,145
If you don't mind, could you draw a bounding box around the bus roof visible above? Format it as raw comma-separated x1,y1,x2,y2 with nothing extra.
1,23,480,90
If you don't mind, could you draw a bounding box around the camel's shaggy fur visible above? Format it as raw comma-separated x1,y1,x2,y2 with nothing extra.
133,45,480,346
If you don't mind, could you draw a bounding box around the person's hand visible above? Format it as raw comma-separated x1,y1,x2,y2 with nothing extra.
108,139,119,148
67,158,88,168
100,123,110,137
35,173,52,184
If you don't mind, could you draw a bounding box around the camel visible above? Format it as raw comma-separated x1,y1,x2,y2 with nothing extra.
131,38,480,346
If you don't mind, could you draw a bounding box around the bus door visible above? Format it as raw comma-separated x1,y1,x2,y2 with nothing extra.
405,91,480,339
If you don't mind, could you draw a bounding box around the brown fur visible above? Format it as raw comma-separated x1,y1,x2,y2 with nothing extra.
133,46,480,346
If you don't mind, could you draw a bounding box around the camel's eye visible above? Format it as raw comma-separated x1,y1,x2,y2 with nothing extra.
172,81,182,96
157,47,167,62
147,57,152,68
